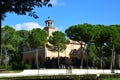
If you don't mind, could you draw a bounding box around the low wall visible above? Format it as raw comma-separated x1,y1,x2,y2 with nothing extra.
21,69,120,75
72,69,112,75
0,69,120,78
21,69,67,75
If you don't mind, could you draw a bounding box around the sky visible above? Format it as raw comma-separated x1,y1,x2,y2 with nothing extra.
2,0,120,32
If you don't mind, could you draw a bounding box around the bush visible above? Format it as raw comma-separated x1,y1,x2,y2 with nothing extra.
7,65,12,70
0,65,5,69
11,62,26,70
24,64,31,69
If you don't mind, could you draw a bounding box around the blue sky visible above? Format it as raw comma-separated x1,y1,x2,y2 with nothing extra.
2,0,120,32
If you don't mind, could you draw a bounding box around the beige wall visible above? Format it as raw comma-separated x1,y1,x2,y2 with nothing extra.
45,42,80,59
44,26,56,36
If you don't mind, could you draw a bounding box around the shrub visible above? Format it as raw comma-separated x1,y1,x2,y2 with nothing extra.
24,64,31,69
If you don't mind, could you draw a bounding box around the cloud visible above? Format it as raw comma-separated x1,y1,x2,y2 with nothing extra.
50,0,58,6
50,0,65,6
15,22,43,30
56,25,64,31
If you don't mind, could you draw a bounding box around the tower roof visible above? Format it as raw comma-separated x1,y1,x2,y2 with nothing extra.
45,17,54,25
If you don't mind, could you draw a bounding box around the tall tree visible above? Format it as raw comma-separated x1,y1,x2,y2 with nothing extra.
29,28,48,69
15,30,30,68
106,25,120,70
65,23,93,68
1,0,52,20
16,30,30,48
92,25,110,69
87,44,97,68
49,31,69,68
1,26,20,70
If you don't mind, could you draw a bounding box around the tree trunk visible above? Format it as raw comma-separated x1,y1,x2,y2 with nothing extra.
118,54,120,68
110,44,116,73
100,47,103,69
110,44,114,70
36,49,39,69
96,45,103,69
95,44,100,69
80,50,83,69
58,48,60,68
113,51,115,68
80,42,83,69
0,47,2,66
92,61,95,68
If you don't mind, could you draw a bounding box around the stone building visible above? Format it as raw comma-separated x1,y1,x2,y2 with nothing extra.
22,17,85,67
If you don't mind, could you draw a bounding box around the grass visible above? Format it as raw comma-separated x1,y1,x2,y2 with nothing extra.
102,78,120,80
0,70,23,73
0,75,120,80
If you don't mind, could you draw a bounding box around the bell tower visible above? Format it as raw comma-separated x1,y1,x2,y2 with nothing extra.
44,17,56,36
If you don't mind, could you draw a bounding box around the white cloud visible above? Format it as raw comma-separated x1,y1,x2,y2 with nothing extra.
56,25,64,31
50,0,58,6
15,22,43,31
50,0,64,6
1,25,4,28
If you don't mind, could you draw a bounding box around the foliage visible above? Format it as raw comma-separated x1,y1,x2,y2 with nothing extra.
28,28,48,69
1,24,120,70
65,23,93,68
49,31,70,68
29,28,48,49
87,44,97,67
65,23,120,69
49,31,70,52
1,0,52,20
16,30,30,48
65,23,93,43
106,25,120,47
1,26,20,69
1,26,20,47
24,64,31,69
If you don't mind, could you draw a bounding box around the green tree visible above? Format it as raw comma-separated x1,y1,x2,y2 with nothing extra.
92,25,110,69
16,30,30,49
106,25,120,70
49,31,69,68
29,28,48,69
1,25,20,70
15,30,30,69
1,0,52,20
87,44,97,68
65,23,93,68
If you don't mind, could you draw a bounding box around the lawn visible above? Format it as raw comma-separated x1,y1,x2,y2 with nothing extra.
102,78,120,80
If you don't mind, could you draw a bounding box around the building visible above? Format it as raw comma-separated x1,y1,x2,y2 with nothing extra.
22,17,85,68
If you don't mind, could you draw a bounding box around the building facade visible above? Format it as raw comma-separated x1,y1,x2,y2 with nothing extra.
22,17,85,67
